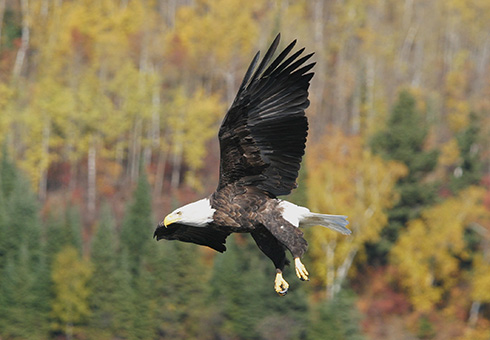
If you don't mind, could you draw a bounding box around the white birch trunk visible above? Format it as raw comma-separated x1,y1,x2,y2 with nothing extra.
87,140,96,218
325,240,336,299
13,0,30,78
468,301,481,328
333,245,359,297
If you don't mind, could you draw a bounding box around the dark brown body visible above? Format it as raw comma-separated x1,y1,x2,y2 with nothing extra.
210,184,308,273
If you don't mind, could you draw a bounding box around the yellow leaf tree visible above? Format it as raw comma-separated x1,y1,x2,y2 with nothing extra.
391,186,490,312
51,246,93,340
307,129,407,298
165,86,224,191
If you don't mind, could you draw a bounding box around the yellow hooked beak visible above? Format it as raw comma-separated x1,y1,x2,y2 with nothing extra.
163,213,181,227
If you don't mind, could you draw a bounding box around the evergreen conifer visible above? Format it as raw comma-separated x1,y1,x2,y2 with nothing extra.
112,250,137,339
120,171,153,276
88,203,119,338
0,153,48,338
450,112,483,193
209,235,308,339
307,290,364,340
369,90,438,262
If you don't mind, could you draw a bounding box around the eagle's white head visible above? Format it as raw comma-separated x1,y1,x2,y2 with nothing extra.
163,198,215,228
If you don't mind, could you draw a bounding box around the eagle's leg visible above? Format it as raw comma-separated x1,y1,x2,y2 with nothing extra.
274,269,289,296
264,220,309,282
251,228,290,296
294,257,309,281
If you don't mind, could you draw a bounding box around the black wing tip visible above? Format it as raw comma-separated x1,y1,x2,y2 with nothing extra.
249,33,283,83
272,32,281,45
284,38,297,50
153,223,164,240
214,244,227,253
153,222,229,253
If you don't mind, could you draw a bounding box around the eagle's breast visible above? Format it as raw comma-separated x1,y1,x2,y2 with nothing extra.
210,184,274,232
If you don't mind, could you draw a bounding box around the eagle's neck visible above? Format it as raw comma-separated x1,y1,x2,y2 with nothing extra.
177,198,215,227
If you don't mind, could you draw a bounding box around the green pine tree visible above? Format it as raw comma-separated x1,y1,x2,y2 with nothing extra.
0,155,48,339
307,290,365,340
88,203,119,339
65,206,83,253
1,171,42,265
156,241,209,339
0,188,6,269
209,235,308,340
0,246,48,339
120,171,153,276
209,235,268,339
449,112,483,194
32,242,52,338
140,237,170,337
368,90,438,263
0,150,14,270
449,112,485,270
131,257,157,340
44,204,84,268
117,170,159,339
112,250,137,340
0,144,17,198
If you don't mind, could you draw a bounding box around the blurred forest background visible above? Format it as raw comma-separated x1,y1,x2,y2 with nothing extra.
0,0,490,339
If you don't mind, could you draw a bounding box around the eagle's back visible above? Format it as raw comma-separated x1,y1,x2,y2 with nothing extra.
210,184,279,232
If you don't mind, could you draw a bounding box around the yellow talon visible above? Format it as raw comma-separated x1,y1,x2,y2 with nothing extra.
294,257,309,281
274,272,289,296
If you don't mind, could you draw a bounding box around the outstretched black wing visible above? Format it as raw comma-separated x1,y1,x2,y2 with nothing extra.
154,223,230,253
217,34,314,197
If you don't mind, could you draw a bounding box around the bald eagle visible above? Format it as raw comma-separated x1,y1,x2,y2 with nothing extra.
154,34,350,295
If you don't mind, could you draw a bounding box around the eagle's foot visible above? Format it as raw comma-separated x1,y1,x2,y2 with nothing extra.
274,271,289,296
294,257,309,281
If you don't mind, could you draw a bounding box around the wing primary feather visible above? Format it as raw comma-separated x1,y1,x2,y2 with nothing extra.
291,63,316,77
269,48,306,76
281,52,315,76
247,48,308,97
249,34,281,85
234,51,261,101
262,39,297,77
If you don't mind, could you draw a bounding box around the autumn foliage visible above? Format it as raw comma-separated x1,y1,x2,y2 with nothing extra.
1,0,490,339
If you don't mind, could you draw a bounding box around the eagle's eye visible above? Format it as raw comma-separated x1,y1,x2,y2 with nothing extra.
176,211,182,216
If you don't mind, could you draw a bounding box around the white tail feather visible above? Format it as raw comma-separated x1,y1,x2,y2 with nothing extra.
279,200,351,235
300,213,351,235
